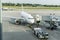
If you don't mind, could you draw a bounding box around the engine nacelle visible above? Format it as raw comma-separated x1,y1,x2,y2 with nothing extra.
15,19,21,25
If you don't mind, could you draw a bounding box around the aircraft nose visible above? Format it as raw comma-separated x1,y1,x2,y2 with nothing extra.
30,19,35,24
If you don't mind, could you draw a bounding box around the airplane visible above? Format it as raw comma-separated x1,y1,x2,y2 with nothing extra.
3,4,35,25
9,11,35,25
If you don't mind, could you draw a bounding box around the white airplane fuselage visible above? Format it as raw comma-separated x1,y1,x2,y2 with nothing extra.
13,11,35,24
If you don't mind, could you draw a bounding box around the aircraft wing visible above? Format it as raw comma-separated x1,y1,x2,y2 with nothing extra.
2,16,25,22
2,16,24,19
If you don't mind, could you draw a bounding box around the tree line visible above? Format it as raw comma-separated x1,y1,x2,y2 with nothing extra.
2,3,60,7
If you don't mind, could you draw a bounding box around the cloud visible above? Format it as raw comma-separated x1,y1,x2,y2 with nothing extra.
2,0,60,5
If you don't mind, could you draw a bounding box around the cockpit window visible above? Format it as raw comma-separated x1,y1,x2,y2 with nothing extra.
28,18,34,19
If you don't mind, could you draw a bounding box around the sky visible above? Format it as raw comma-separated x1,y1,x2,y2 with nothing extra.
2,0,60,5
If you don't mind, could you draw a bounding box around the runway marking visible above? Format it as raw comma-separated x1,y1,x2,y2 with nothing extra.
22,29,27,32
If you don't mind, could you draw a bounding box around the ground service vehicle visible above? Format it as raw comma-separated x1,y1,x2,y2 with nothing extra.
33,28,48,39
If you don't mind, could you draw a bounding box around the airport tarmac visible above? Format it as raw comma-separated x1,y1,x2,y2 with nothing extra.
2,10,60,40
2,9,60,17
